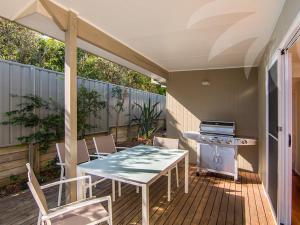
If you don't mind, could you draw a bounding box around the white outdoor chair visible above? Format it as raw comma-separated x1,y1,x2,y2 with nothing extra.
26,163,112,225
56,139,108,206
93,134,127,156
153,136,180,201
93,135,130,196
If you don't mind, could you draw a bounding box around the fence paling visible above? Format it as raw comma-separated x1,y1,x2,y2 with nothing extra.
0,59,166,147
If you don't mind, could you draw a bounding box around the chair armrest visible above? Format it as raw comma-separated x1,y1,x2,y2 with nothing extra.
116,147,128,151
98,152,111,156
41,175,92,190
89,154,103,158
91,152,111,156
56,162,65,167
42,196,112,220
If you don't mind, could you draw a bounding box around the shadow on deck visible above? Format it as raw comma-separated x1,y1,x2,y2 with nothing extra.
0,166,275,225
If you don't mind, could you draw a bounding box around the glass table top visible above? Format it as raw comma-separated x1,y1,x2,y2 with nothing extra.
77,145,188,184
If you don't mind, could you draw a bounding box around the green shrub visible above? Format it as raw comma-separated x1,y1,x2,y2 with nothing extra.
1,94,64,151
132,98,162,139
77,85,106,139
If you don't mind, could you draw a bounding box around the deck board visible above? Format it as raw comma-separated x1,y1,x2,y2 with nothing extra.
226,178,236,225
241,171,251,225
244,171,260,225
250,172,268,225
0,166,275,225
234,177,243,225
216,177,230,225
200,177,220,225
207,177,225,225
154,171,200,225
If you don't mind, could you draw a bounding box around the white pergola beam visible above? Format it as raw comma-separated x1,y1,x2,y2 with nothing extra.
64,10,78,203
13,1,52,21
77,19,168,78
38,0,168,79
39,0,67,31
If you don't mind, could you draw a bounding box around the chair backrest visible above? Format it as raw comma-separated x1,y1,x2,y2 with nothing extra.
77,139,90,163
153,136,179,149
26,163,48,215
56,142,65,164
93,134,116,154
56,139,90,164
89,146,97,155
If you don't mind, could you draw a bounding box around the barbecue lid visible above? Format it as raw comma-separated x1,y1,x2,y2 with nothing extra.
200,121,235,136
201,121,235,126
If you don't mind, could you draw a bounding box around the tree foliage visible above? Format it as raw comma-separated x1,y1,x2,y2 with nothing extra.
0,18,166,95
0,18,40,65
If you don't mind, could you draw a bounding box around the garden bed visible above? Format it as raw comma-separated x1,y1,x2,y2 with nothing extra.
0,166,60,198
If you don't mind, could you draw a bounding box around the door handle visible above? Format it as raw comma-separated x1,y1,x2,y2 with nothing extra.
288,134,292,148
277,126,283,132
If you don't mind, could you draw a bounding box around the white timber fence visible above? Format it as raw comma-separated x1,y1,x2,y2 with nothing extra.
0,59,166,147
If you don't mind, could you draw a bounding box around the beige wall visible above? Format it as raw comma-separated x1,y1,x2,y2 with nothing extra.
292,80,300,174
166,67,259,172
258,1,300,186
291,42,300,174
290,41,300,78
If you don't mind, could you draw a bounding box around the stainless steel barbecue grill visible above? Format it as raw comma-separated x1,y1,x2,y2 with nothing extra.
200,121,235,136
183,120,256,181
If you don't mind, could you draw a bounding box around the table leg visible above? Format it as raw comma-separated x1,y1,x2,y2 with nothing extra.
76,168,85,200
118,181,122,197
185,154,189,193
142,185,149,225
112,180,116,202
175,164,179,187
168,170,171,201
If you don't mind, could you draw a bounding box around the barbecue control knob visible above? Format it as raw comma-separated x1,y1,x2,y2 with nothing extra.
241,140,248,144
226,140,232,145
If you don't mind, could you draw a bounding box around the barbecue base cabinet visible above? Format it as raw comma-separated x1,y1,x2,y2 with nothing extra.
196,143,238,180
183,121,256,182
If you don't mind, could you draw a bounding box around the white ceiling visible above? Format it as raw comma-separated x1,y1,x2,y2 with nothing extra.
0,0,286,76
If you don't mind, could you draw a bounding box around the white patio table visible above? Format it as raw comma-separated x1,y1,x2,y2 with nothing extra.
77,145,189,225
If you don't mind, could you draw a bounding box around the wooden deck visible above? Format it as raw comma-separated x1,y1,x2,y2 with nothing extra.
293,172,300,225
0,166,275,225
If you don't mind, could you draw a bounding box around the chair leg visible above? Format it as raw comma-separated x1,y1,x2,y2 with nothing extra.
176,164,179,187
45,220,51,225
168,170,171,201
118,181,122,197
37,211,41,225
108,195,113,225
57,169,64,206
136,186,139,193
